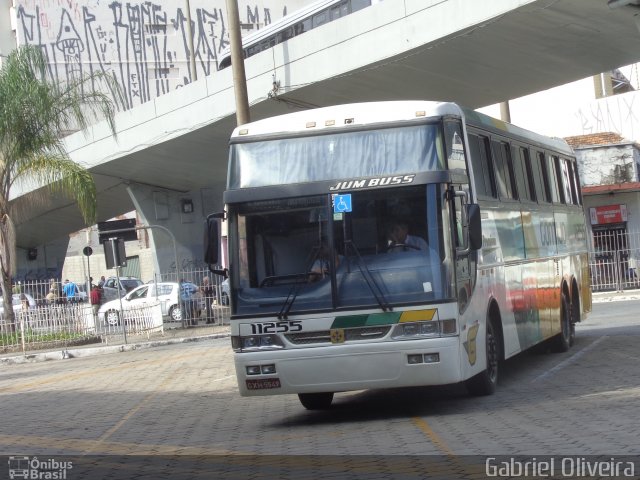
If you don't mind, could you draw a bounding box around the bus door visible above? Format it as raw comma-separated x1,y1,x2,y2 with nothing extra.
448,184,482,377
450,185,478,314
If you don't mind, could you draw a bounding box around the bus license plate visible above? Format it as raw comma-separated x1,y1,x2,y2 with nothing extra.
246,378,281,390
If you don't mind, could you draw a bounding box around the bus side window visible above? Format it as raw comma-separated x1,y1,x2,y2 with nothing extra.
546,155,562,204
444,121,466,170
512,145,533,202
468,133,496,199
531,151,551,203
558,157,575,205
567,159,582,205
522,147,537,202
491,140,516,200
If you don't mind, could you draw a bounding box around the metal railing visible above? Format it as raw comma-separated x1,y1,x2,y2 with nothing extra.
589,249,640,292
6,235,637,355
1,268,230,355
589,229,640,292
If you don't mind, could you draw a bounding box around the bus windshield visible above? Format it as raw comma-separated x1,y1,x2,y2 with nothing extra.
228,124,445,189
231,184,452,316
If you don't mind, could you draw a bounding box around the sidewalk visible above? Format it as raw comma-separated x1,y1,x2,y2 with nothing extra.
0,322,231,366
592,288,640,303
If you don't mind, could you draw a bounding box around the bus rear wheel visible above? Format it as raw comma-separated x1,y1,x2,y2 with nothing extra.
298,392,334,410
466,319,499,396
551,292,571,353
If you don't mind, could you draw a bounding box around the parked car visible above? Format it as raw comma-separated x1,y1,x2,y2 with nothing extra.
101,276,144,303
98,281,202,326
0,293,37,318
76,284,88,302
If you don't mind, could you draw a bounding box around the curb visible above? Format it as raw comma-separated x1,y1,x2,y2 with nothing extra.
592,289,640,304
0,331,230,366
592,295,640,303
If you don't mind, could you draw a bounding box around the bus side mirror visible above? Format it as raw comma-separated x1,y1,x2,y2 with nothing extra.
467,204,482,251
204,215,220,265
204,213,227,278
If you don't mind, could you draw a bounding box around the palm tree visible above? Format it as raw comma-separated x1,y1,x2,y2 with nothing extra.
0,45,121,329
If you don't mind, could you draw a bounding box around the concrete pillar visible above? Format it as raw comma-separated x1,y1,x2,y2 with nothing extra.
126,183,224,276
593,73,614,99
15,237,70,281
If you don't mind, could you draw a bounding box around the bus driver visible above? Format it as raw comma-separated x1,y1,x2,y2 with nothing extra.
387,221,429,252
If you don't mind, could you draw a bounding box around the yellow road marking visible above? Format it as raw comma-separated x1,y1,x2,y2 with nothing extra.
411,417,455,456
0,433,234,455
0,432,468,477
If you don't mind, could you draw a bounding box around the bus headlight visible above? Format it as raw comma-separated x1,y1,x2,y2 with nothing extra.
391,320,457,340
231,334,285,352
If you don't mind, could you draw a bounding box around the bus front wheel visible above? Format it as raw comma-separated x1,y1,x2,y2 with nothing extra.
298,392,334,410
465,319,499,396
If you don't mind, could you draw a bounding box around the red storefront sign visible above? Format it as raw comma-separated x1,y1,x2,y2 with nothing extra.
589,204,627,225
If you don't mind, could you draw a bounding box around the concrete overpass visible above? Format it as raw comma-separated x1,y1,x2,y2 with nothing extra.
12,0,640,272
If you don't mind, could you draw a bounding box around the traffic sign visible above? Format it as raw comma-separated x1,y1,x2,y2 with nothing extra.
98,218,137,244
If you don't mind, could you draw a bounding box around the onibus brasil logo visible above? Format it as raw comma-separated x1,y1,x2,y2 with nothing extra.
8,456,73,479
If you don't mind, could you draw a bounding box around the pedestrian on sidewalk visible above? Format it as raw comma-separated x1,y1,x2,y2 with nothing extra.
62,279,79,303
201,276,215,324
90,284,102,319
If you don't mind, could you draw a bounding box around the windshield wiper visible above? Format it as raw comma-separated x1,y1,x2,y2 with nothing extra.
277,246,321,320
344,240,392,312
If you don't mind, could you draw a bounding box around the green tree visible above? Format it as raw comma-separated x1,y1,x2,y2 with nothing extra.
0,45,120,329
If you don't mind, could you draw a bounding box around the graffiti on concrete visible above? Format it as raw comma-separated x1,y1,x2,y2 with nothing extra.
15,1,291,110
576,94,640,141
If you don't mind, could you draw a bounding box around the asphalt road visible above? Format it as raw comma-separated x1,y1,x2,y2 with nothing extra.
0,299,638,479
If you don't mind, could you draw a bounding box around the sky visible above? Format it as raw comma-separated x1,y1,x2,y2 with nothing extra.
476,64,640,141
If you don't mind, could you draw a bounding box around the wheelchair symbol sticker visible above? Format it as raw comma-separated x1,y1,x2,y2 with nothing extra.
333,194,352,213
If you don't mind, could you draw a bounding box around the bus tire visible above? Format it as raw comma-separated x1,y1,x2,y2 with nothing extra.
570,288,580,347
298,392,334,410
465,318,499,396
551,292,571,353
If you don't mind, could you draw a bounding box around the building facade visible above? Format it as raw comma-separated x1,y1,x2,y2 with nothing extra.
2,0,311,283
566,132,640,290
3,0,308,108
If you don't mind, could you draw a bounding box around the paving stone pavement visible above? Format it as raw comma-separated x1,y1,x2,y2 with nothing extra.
0,296,638,479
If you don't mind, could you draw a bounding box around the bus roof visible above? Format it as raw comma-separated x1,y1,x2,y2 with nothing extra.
461,107,573,155
230,100,573,155
231,101,464,138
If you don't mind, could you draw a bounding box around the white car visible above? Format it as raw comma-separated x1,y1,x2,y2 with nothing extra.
0,293,36,317
98,282,201,325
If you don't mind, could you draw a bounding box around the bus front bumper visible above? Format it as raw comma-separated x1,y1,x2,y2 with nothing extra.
234,337,462,396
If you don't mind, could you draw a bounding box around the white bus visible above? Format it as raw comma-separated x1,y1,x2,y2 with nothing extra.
217,0,378,70
205,101,591,410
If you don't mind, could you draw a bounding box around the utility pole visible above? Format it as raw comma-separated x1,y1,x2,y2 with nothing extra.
226,0,250,125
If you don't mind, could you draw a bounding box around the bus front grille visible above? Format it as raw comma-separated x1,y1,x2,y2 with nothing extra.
286,326,391,345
